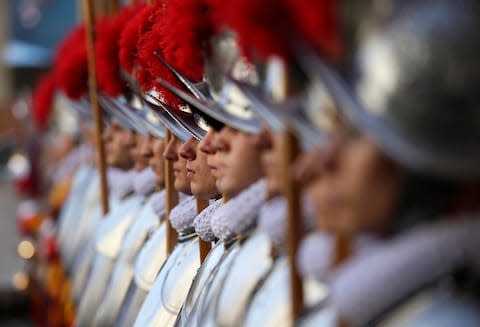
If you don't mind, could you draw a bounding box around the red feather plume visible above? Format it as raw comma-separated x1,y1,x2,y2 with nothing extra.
137,0,214,109
136,2,167,90
54,25,88,100
217,0,343,63
136,7,184,107
31,73,56,130
222,0,291,61
95,5,139,97
54,25,86,69
159,0,210,82
118,3,152,75
286,0,344,63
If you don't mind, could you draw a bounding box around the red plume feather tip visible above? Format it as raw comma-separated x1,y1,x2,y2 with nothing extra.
119,3,153,75
54,24,86,69
223,0,291,61
32,73,56,129
136,1,184,108
136,2,168,91
138,0,215,109
96,5,138,97
54,25,88,100
286,0,344,62
159,0,210,81
131,2,163,91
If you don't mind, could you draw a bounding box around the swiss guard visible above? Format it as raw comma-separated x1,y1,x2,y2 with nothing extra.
12,0,480,327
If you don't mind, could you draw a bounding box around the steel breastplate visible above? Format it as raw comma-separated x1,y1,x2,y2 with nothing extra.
299,286,480,327
64,174,104,269
191,241,242,327
134,222,168,291
95,195,145,258
214,230,274,326
115,282,149,327
133,235,200,327
74,195,146,326
92,257,134,326
92,194,161,326
297,305,337,327
57,166,93,263
71,196,116,302
71,236,96,303
243,256,328,327
176,240,226,326
117,193,160,264
375,287,480,327
75,255,114,326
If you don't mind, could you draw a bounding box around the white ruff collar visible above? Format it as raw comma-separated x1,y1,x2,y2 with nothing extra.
133,167,157,196
296,232,381,283
193,198,223,242
51,144,92,183
211,179,267,241
150,190,167,217
328,216,480,325
297,232,335,282
108,168,135,200
258,195,315,249
169,196,197,234
258,196,287,247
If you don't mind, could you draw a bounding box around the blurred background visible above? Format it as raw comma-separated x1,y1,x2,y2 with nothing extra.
0,1,77,325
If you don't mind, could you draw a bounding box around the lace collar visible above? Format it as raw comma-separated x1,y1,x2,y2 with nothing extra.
258,195,315,249
211,179,267,242
169,196,197,235
328,215,480,325
108,168,135,200
150,190,167,217
133,167,157,196
193,198,223,241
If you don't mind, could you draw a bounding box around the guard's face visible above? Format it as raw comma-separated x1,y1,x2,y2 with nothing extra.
103,118,135,170
255,127,283,197
214,126,263,198
180,136,219,200
131,134,149,172
298,120,404,236
200,130,222,181
163,136,192,195
141,135,165,187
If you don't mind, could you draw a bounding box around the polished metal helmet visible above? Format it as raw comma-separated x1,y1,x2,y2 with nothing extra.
99,94,149,135
154,32,263,135
143,88,209,141
113,95,166,139
301,0,480,180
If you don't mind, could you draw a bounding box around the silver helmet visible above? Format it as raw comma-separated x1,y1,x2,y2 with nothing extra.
301,0,480,180
153,32,263,135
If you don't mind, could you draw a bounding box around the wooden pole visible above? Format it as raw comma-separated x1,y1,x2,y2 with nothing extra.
95,0,107,18
332,235,352,267
76,0,83,22
154,183,164,225
165,129,179,254
109,0,121,16
196,198,211,263
83,0,109,215
283,127,304,322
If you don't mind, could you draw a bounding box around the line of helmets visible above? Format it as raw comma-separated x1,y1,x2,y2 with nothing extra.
24,0,480,326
